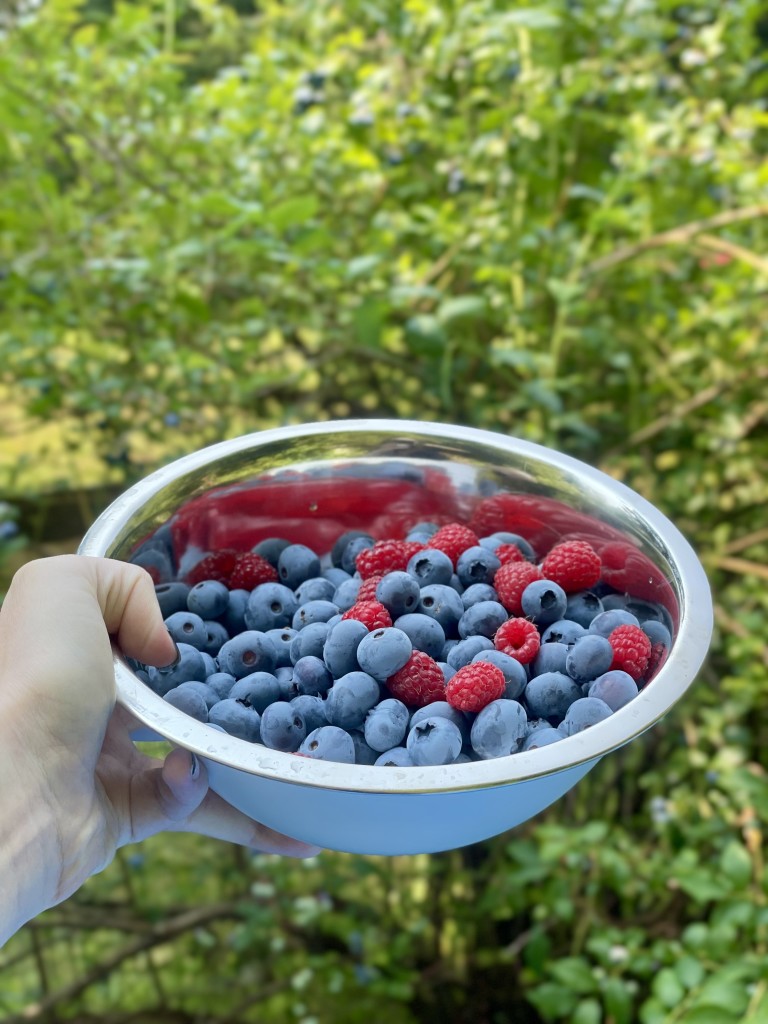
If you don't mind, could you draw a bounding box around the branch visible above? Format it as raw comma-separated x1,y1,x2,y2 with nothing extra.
582,204,768,276
7,903,244,1023
695,233,768,276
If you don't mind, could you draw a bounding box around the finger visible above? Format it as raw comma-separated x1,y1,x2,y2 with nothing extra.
127,748,321,858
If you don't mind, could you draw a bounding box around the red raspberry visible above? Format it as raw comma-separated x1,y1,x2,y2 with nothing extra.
540,540,601,593
426,522,480,566
356,540,425,579
386,650,446,707
228,552,278,590
494,617,541,664
341,600,393,630
495,543,526,566
493,561,543,614
646,641,668,680
357,575,384,603
608,624,652,681
185,549,238,585
446,662,505,712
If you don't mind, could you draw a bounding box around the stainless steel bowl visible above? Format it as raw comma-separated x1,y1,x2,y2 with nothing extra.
78,420,712,855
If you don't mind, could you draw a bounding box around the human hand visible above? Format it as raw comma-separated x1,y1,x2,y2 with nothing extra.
0,554,319,945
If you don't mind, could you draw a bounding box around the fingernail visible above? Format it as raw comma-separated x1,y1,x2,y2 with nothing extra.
190,753,200,779
158,638,181,672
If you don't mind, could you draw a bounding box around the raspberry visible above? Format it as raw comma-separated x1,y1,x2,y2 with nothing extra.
540,540,601,593
646,641,668,680
386,650,446,708
426,522,480,566
608,624,652,681
357,575,384,603
356,540,425,579
185,549,238,586
493,561,543,614
341,600,393,630
228,553,278,590
446,662,506,712
494,617,541,664
495,543,526,567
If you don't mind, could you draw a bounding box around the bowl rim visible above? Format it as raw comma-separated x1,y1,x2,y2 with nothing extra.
80,419,713,795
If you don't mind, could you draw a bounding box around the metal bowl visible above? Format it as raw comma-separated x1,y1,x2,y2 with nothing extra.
78,420,712,855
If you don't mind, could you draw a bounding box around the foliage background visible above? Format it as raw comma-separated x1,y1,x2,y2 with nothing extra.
1,0,767,1021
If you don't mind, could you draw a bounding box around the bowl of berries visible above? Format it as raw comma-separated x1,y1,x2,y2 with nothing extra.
79,420,712,855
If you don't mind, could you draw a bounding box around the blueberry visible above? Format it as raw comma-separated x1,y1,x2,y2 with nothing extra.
531,642,569,677
375,571,421,617
187,580,230,619
260,701,307,752
201,620,229,657
375,747,413,767
565,634,614,684
229,671,282,713
525,671,582,724
331,530,373,568
325,672,381,730
323,618,368,677
350,730,380,764
588,609,640,637
217,630,278,678
406,717,463,766
456,545,501,588
245,582,299,631
410,701,469,743
323,567,351,588
252,536,291,567
449,573,464,594
333,577,363,612
208,698,261,742
565,591,604,628
407,521,439,539
299,725,355,763
131,545,173,583
461,583,499,609
277,544,321,589
222,589,251,635
164,610,208,650
588,670,639,711
168,680,219,710
560,697,613,736
486,532,536,560
470,699,528,759
295,577,337,604
150,642,207,694
154,581,191,618
541,619,588,646
522,726,563,750
521,579,568,627
292,655,333,696
471,650,527,700
441,639,460,661
341,535,375,575
274,665,298,700
199,652,218,677
206,672,236,700
439,661,456,682
447,635,494,670
292,600,339,630
457,601,508,640
290,621,331,664
393,612,445,660
641,619,672,649
265,627,298,668
406,548,453,587
163,687,209,722
364,698,410,751
417,584,465,635
356,627,413,680
291,694,328,733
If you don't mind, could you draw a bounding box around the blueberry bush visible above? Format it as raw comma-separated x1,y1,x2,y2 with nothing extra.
1,0,767,1021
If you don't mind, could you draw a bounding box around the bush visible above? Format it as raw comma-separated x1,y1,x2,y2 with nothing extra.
1,2,767,1022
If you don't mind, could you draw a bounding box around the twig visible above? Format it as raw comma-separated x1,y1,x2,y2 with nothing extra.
695,233,768,276
709,555,768,583
722,528,768,556
582,203,768,276
6,903,243,1023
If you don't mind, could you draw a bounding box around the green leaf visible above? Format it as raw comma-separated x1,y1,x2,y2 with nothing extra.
681,1010,742,1024
546,278,583,306
353,298,388,350
676,956,706,990
266,195,319,231
500,8,561,29
719,842,752,889
676,871,728,904
404,315,446,357
604,977,635,1024
346,254,382,279
437,295,488,325
528,982,579,1018
548,957,597,995
654,968,686,1009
